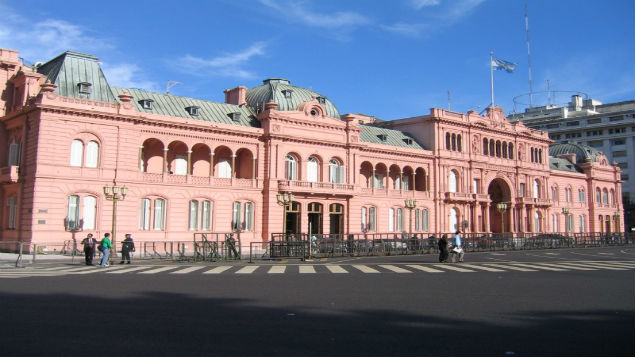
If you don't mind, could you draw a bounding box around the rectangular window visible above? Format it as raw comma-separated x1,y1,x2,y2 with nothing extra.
587,118,602,124
579,215,586,232
8,142,20,166
85,141,99,168
612,139,625,145
609,116,624,122
232,202,241,231
66,195,80,230
361,207,367,231
189,200,199,230
7,196,17,229
578,191,586,203
369,207,376,231
153,199,165,230
388,208,394,232
374,173,385,189
613,151,627,157
202,201,212,231
473,179,479,194
519,183,525,197
566,121,579,126
396,208,403,232
140,198,150,230
244,202,254,231
82,196,96,230
422,209,429,232
70,140,83,167
414,209,421,231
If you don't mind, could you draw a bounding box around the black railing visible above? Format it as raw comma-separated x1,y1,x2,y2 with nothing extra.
260,232,634,259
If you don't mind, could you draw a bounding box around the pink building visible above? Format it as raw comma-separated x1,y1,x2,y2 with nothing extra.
0,49,624,247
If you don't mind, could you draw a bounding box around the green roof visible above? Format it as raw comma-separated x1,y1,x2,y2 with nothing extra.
359,124,426,150
549,143,602,164
111,87,259,127
37,51,117,103
549,157,582,173
246,78,340,119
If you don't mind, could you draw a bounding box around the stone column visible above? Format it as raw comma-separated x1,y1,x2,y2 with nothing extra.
484,203,490,233
187,150,192,175
138,146,144,171
163,148,169,173
210,152,215,177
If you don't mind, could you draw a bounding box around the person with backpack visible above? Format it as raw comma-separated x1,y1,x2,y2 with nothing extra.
119,233,135,264
80,233,98,265
98,233,112,267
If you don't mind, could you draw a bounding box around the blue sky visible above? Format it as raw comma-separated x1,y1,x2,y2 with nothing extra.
1,0,633,119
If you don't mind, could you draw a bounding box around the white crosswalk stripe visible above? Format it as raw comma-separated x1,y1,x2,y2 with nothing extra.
299,266,316,274
139,266,182,274
170,266,206,274
510,263,568,271
268,266,286,274
379,265,412,273
433,264,476,272
459,264,506,272
235,266,259,274
106,266,152,274
575,262,630,270
203,266,232,274
484,263,537,272
405,264,444,273
536,262,597,271
351,265,380,273
325,265,348,273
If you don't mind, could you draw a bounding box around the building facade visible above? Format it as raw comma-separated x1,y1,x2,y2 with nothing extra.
509,95,635,231
0,49,624,247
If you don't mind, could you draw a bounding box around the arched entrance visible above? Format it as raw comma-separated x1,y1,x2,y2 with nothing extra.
487,178,512,234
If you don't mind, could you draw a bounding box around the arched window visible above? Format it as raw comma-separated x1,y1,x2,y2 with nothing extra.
508,143,514,159
534,211,541,232
552,187,558,202
538,149,543,163
285,154,298,180
307,157,318,182
448,170,457,193
489,140,495,156
578,189,586,203
82,196,96,230
415,208,421,231
329,159,344,183
566,188,572,203
533,179,540,199
496,141,501,157
189,200,212,231
232,201,254,231
596,188,601,203
70,140,83,167
457,135,462,152
445,133,451,150
451,134,456,151
449,208,458,232
483,138,488,155
502,142,508,159
85,141,99,168
609,189,614,205
602,189,608,205
369,206,376,231
531,148,535,163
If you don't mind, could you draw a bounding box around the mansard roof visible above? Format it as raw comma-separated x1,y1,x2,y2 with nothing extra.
549,157,582,173
549,143,602,164
111,87,259,128
359,124,426,150
36,51,117,103
246,78,341,119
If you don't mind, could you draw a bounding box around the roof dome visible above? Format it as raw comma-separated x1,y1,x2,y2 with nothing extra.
549,143,602,164
246,78,340,119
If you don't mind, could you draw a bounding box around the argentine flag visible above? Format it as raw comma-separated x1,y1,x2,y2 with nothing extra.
491,58,516,73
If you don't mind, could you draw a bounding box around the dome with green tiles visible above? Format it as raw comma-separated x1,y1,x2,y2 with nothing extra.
549,143,603,164
246,78,340,119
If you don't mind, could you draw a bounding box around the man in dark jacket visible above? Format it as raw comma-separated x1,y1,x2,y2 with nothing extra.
80,233,98,265
438,234,449,263
120,233,135,264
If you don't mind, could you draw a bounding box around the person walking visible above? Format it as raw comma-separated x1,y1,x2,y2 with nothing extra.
119,233,135,264
98,232,112,267
80,233,98,265
438,234,449,263
451,230,464,263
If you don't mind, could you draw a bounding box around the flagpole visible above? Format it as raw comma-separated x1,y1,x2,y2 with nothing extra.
490,51,495,108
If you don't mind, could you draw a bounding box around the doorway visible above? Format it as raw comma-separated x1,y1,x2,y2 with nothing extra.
308,202,323,237
487,178,512,233
329,203,344,238
284,201,301,239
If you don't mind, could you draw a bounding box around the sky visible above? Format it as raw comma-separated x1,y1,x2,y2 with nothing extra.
1,0,633,120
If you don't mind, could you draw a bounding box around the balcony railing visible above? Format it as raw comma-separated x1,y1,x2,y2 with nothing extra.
516,197,552,206
141,172,259,188
278,180,354,194
444,192,473,202
0,166,19,183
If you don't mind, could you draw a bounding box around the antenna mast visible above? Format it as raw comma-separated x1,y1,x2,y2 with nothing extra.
166,80,182,95
525,4,534,108
447,90,451,111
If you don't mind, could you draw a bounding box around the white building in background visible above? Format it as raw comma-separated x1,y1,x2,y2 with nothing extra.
509,95,635,230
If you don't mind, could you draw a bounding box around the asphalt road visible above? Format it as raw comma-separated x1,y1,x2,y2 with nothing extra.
0,246,633,357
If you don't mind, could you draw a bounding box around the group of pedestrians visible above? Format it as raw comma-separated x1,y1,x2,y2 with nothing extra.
438,230,465,263
80,233,135,267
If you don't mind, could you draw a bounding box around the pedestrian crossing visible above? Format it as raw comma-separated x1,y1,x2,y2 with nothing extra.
0,260,632,278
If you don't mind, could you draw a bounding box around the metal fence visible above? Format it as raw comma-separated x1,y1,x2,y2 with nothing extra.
192,232,241,262
261,232,634,259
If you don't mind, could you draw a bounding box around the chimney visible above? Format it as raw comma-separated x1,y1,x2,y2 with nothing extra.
224,86,247,106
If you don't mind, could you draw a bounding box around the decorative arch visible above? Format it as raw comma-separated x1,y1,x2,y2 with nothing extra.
191,143,211,177
235,148,255,179
214,145,234,178
141,138,165,173
359,161,373,188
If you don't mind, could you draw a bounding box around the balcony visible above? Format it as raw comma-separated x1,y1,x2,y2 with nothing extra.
0,166,19,183
278,180,354,195
141,172,259,188
515,197,552,207
444,192,473,202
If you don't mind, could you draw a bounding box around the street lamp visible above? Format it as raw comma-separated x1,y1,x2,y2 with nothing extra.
497,202,508,234
103,185,128,257
276,192,295,239
404,199,418,238
562,207,570,234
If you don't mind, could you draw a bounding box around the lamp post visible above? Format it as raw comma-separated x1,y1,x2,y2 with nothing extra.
103,185,128,256
276,192,295,240
404,199,418,238
497,202,508,234
562,206,570,235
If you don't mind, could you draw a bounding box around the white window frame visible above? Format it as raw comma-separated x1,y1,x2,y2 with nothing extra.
414,208,421,231
70,140,83,167
244,202,254,231
218,159,232,178
140,198,150,230
422,209,429,232
579,215,586,232
448,171,457,193
533,180,539,199
202,200,212,231
232,201,242,231
307,157,318,182
285,155,298,180
388,208,394,232
85,141,99,168
369,207,376,231
82,196,96,230
189,200,199,230
361,207,367,231
66,195,80,230
449,208,458,232
396,208,403,232
153,199,166,230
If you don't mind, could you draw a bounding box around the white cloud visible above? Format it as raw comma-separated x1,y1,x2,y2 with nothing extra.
382,0,485,38
409,0,440,9
101,63,160,92
177,42,267,80
259,0,369,40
